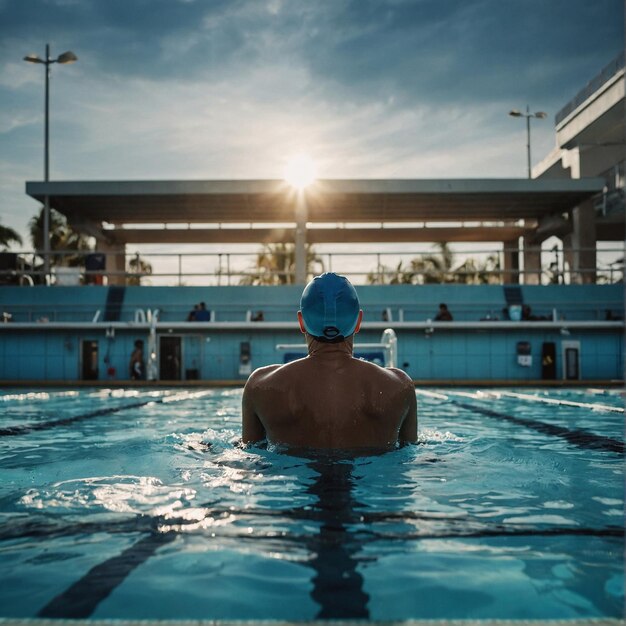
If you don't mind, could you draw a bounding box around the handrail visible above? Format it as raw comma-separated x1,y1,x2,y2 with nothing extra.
1,320,623,333
2,300,623,324
147,309,159,381
0,245,623,286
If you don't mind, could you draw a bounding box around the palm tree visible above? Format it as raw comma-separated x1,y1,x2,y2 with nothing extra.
367,244,502,285
29,207,92,267
240,242,324,285
127,253,153,286
367,243,456,285
418,243,455,283
0,225,22,250
367,260,417,284
476,253,502,284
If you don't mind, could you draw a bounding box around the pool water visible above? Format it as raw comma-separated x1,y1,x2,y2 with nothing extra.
0,387,623,621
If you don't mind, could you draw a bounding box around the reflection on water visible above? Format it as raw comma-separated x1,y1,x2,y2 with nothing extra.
0,387,623,620
305,456,370,619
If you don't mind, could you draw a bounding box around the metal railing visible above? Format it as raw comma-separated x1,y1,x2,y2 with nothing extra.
4,296,621,325
595,161,626,217
555,51,625,125
0,246,623,287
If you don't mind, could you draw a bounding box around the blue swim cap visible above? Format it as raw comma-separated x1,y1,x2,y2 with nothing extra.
299,273,360,340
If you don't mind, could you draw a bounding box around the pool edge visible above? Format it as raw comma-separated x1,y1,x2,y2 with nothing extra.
0,618,624,626
0,379,624,388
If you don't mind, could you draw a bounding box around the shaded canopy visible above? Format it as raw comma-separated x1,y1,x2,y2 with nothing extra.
26,177,606,245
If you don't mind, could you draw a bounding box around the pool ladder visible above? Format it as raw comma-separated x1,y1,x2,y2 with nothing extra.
276,328,398,368
135,308,160,381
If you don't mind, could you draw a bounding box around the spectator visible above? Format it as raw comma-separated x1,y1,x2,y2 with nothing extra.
522,305,548,321
251,311,265,322
187,304,199,321
195,301,211,321
129,340,145,380
434,303,453,321
521,304,534,320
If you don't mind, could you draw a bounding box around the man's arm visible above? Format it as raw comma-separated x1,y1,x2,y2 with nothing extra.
241,373,266,444
398,379,418,445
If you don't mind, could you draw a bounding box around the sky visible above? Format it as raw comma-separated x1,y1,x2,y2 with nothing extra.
0,0,623,256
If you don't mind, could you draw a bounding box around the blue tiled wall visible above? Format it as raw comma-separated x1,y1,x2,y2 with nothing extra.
2,284,622,322
0,284,622,382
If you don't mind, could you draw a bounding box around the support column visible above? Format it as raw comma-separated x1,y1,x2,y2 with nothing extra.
100,241,126,286
502,239,520,284
571,199,597,284
562,234,574,284
294,194,308,284
522,236,542,285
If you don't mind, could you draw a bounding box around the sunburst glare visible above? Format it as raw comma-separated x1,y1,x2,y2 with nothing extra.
284,153,317,189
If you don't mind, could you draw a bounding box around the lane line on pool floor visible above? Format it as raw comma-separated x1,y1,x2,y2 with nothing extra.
453,400,625,454
11,444,625,619
495,390,624,413
28,514,625,619
3,508,623,543
3,387,621,620
0,390,214,437
37,531,177,619
0,401,157,437
415,390,625,454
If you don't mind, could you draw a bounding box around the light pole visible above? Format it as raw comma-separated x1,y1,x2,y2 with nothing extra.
509,106,547,178
24,44,78,283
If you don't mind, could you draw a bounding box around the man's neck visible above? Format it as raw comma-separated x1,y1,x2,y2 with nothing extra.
306,335,354,357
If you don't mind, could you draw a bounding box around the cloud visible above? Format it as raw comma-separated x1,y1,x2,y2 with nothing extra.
1,0,621,110
0,0,622,243
293,0,623,109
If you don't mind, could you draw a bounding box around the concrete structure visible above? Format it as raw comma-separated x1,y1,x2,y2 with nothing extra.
534,52,625,282
26,178,604,285
21,55,623,287
0,283,622,384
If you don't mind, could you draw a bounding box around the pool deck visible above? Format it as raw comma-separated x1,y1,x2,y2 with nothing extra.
1,618,624,625
0,379,623,388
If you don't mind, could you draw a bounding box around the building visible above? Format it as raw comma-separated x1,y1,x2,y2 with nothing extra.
534,51,625,282
1,55,623,385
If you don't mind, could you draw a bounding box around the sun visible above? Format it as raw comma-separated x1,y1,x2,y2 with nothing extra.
284,153,317,190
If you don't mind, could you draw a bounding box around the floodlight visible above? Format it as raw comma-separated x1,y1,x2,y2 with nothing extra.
57,51,78,64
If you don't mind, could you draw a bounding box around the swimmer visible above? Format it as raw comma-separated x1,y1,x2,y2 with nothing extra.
242,273,417,450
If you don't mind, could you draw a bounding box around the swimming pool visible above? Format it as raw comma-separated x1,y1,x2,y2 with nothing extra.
0,386,623,623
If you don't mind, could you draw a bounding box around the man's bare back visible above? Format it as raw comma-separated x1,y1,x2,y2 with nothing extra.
242,273,417,450
242,274,417,449
242,334,417,450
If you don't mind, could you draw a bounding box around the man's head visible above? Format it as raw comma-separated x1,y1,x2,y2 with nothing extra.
298,272,362,341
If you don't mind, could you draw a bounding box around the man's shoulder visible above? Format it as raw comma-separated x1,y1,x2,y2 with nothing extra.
246,363,280,383
245,361,301,389
353,358,411,378
349,358,413,389
385,366,413,382
385,366,415,391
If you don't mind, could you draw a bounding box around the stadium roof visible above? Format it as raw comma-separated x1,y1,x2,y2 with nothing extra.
26,177,605,244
